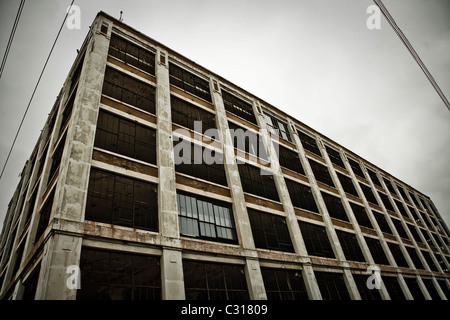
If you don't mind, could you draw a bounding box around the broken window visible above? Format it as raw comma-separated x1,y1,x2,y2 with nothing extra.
321,192,348,222
309,159,334,187
273,142,304,175
183,260,249,300
364,237,389,265
403,277,425,300
228,121,268,161
350,202,373,229
347,157,365,179
325,145,345,168
261,268,309,300
109,34,155,75
263,112,292,142
336,172,359,198
95,110,156,164
85,169,158,231
285,178,318,213
169,63,212,102
314,272,350,300
352,273,382,300
378,192,394,212
222,89,257,125
77,248,161,300
177,191,237,244
359,183,378,206
382,276,406,300
102,66,156,114
173,140,228,186
367,168,382,188
297,130,321,157
238,163,279,202
248,209,294,253
171,96,217,136
387,242,409,268
298,221,335,259
336,230,365,262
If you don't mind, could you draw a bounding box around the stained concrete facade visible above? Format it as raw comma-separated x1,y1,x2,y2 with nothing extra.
0,12,449,300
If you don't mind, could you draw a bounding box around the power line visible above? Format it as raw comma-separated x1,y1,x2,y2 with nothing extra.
0,0,26,79
373,0,450,112
0,0,76,181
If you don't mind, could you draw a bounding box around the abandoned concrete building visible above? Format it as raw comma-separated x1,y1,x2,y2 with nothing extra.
0,11,449,300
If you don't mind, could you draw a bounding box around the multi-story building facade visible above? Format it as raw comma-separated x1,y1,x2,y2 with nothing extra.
0,11,449,300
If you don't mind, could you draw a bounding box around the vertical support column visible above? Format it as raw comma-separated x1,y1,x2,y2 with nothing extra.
318,139,391,300
34,16,111,300
253,105,321,300
210,79,266,300
156,48,184,300
289,122,360,300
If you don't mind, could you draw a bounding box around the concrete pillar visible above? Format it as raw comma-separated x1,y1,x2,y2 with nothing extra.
155,48,185,300
210,79,266,300
33,15,111,300
253,106,321,300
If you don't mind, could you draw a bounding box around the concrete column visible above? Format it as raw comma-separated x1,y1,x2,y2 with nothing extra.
33,16,112,300
253,106,321,300
156,48,185,300
317,138,391,300
210,79,266,300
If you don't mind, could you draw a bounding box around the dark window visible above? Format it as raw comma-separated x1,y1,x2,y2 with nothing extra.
437,279,450,299
59,89,76,136
23,187,38,226
35,190,55,242
421,251,439,272
169,63,212,102
387,242,409,268
48,133,67,182
407,224,423,244
397,185,408,201
353,274,382,300
315,272,350,300
171,96,217,136
264,112,292,142
109,34,155,75
177,191,237,244
228,121,267,161
378,192,394,212
350,202,373,229
359,183,378,205
347,157,364,179
261,268,308,300
403,277,425,300
393,199,408,218
95,110,156,164
248,209,294,253
77,248,161,300
409,192,420,207
298,221,335,259
222,90,257,125
408,205,421,223
102,66,156,114
174,140,228,186
336,172,359,198
274,142,304,175
183,260,249,300
422,278,442,300
325,145,345,168
367,168,382,188
297,131,321,157
22,264,41,300
392,219,409,240
406,246,424,270
382,276,406,300
309,159,334,187
285,179,318,213
321,192,348,222
238,163,279,202
336,230,365,262
365,237,389,265
383,177,396,194
372,210,392,234
85,169,158,231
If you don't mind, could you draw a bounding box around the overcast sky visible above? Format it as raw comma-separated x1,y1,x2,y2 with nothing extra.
0,0,449,233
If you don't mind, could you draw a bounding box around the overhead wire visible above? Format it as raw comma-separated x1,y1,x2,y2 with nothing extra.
373,0,450,112
0,0,76,181
0,0,26,79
